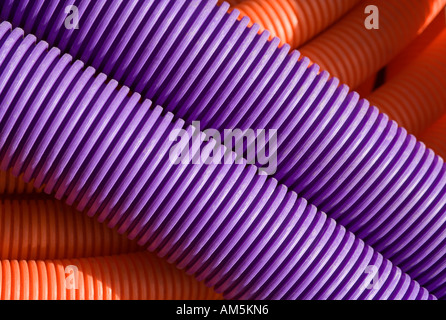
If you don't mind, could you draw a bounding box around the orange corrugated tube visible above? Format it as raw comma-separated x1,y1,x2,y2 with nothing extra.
0,170,40,194
355,72,377,97
230,0,361,48
367,28,446,136
0,252,222,300
420,112,446,160
299,0,446,89
0,199,143,260
386,9,445,80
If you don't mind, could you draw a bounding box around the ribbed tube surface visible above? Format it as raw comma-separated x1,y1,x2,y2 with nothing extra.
0,169,37,194
231,0,360,48
0,252,222,300
385,10,445,80
0,198,143,260
299,0,445,88
1,0,446,297
0,22,434,300
368,28,446,136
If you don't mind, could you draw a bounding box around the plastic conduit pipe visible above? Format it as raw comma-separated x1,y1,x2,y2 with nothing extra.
0,169,38,194
0,198,144,260
0,252,222,300
420,113,446,161
385,10,445,81
367,28,446,137
299,0,446,89
2,2,446,297
0,198,223,300
0,23,435,300
0,187,219,299
229,0,361,48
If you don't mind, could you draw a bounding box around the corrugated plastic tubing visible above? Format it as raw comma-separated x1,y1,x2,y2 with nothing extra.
385,10,445,81
0,22,435,300
229,0,361,48
0,191,221,299
2,1,446,297
0,252,222,300
0,198,143,260
0,169,37,194
420,113,446,161
367,28,446,137
299,0,446,88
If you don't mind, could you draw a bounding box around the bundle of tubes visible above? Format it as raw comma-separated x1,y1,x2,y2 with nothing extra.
0,0,445,300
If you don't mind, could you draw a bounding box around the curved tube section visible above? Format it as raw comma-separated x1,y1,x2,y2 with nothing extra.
230,0,360,48
299,0,445,88
368,28,446,136
0,23,435,300
0,252,222,300
0,198,143,260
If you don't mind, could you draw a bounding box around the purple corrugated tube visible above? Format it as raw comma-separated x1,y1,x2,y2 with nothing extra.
0,22,435,300
2,0,446,297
